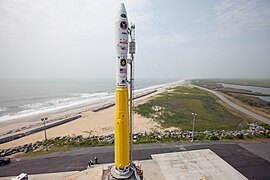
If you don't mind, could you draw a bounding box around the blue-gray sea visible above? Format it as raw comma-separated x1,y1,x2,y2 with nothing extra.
0,79,174,122
222,83,270,102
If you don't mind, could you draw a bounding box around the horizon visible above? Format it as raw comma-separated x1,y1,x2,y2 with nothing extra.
0,0,270,80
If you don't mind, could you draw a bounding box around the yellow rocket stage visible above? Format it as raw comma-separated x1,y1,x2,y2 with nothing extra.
113,2,130,171
114,86,130,169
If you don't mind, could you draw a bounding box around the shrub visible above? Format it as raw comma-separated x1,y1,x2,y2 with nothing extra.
261,123,270,131
223,135,234,139
244,134,254,139
236,134,244,139
210,135,219,141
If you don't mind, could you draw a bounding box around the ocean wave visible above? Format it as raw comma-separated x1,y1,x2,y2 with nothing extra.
0,92,114,122
0,107,7,112
0,81,184,122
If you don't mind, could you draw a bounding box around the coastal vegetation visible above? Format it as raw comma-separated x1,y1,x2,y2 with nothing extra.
2,123,269,158
134,86,251,131
192,79,270,115
2,84,270,158
192,79,270,88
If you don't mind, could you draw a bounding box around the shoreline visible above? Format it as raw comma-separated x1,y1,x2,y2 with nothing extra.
0,99,114,138
0,83,174,138
0,115,82,144
0,80,185,149
0,89,158,144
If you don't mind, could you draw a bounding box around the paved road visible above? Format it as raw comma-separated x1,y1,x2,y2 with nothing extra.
196,85,270,125
1,142,270,180
240,142,270,162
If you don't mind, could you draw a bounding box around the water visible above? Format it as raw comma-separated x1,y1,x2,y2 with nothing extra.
0,79,177,122
221,83,270,102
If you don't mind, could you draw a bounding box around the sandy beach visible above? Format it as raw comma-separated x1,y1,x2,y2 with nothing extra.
0,81,185,149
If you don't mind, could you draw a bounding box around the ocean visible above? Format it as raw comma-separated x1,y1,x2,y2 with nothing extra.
0,79,175,122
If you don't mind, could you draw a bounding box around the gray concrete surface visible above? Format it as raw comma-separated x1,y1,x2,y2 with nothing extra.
141,160,165,180
1,171,78,180
1,142,270,179
3,149,249,180
2,166,104,180
240,142,270,162
152,149,247,180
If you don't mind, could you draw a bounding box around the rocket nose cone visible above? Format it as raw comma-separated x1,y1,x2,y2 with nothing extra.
119,3,127,15
120,3,126,11
116,3,128,22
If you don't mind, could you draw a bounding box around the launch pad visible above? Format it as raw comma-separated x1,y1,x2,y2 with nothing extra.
3,149,248,179
102,163,143,180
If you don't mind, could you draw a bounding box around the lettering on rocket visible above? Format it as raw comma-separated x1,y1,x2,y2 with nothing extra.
118,39,128,45
120,68,127,73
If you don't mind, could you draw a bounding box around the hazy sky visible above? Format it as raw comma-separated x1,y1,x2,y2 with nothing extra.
0,0,270,81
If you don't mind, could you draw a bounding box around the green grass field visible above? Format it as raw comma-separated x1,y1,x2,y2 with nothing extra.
135,86,250,131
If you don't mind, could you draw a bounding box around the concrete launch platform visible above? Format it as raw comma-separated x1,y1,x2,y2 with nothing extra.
150,149,247,180
3,149,247,180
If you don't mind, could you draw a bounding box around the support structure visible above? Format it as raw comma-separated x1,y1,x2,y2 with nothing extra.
129,23,136,164
192,112,197,142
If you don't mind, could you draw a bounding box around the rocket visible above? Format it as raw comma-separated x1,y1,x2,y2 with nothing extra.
111,4,142,179
114,3,130,170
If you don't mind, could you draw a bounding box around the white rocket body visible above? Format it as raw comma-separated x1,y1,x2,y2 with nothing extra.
115,3,129,87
